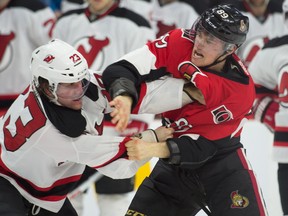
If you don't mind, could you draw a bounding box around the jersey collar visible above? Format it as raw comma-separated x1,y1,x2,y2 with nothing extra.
85,1,119,22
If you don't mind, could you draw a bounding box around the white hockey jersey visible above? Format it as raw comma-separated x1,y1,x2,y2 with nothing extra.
248,35,288,163
0,70,184,212
0,0,55,97
150,0,199,38
236,1,288,66
53,2,155,72
120,0,153,23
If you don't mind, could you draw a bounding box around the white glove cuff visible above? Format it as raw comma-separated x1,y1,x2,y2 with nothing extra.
133,129,158,143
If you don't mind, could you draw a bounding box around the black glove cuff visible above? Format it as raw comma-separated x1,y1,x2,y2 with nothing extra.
166,139,181,165
109,77,138,109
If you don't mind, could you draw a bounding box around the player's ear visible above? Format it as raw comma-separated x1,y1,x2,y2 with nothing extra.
225,44,237,56
42,82,55,98
225,49,234,55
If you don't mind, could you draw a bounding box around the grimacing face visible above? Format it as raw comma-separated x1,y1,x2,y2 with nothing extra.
191,26,227,68
56,81,84,110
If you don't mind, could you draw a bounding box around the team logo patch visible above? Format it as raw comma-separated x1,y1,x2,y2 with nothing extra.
211,105,233,124
230,190,249,208
239,20,247,32
43,55,55,64
0,32,16,72
126,209,146,216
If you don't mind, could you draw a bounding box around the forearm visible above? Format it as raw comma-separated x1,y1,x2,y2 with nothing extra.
141,141,170,159
126,140,170,160
125,126,174,160
102,60,140,89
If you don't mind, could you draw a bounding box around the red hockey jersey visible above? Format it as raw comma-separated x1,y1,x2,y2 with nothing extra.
121,29,255,141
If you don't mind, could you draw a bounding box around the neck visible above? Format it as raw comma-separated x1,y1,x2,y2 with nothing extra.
245,0,268,18
89,0,116,15
207,60,226,72
0,0,10,10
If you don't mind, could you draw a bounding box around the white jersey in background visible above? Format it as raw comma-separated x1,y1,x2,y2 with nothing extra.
248,35,288,163
53,2,155,72
235,1,288,66
0,0,55,97
61,0,87,13
150,0,199,38
120,0,152,22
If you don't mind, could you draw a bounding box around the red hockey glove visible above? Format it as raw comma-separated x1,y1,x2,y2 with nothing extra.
252,96,279,132
178,61,201,81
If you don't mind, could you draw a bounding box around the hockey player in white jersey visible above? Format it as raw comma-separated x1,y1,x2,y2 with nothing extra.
52,0,157,215
0,39,194,215
248,0,288,214
0,0,56,116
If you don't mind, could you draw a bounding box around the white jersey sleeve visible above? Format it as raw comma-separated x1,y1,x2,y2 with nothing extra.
248,36,288,162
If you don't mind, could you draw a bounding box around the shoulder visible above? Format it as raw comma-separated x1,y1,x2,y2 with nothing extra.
8,0,48,12
263,35,288,49
267,0,283,13
110,7,151,28
57,8,85,21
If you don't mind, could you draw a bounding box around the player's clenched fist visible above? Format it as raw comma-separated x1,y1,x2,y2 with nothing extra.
125,139,170,160
125,126,174,160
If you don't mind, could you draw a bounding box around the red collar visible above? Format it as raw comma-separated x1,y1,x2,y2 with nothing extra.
85,2,119,22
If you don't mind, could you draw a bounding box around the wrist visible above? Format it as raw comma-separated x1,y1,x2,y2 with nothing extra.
133,129,158,143
151,142,170,158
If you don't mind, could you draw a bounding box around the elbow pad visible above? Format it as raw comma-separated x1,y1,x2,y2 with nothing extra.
109,77,139,108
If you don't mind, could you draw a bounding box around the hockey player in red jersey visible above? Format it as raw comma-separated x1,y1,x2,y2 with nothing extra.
0,39,187,215
102,4,268,216
248,1,288,214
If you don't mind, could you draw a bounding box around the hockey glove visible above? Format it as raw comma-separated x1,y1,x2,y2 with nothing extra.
252,96,279,132
178,61,201,81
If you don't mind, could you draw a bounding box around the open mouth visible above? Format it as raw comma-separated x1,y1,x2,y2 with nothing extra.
194,50,204,58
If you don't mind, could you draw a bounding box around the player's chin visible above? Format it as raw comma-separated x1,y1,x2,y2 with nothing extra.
70,99,83,110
